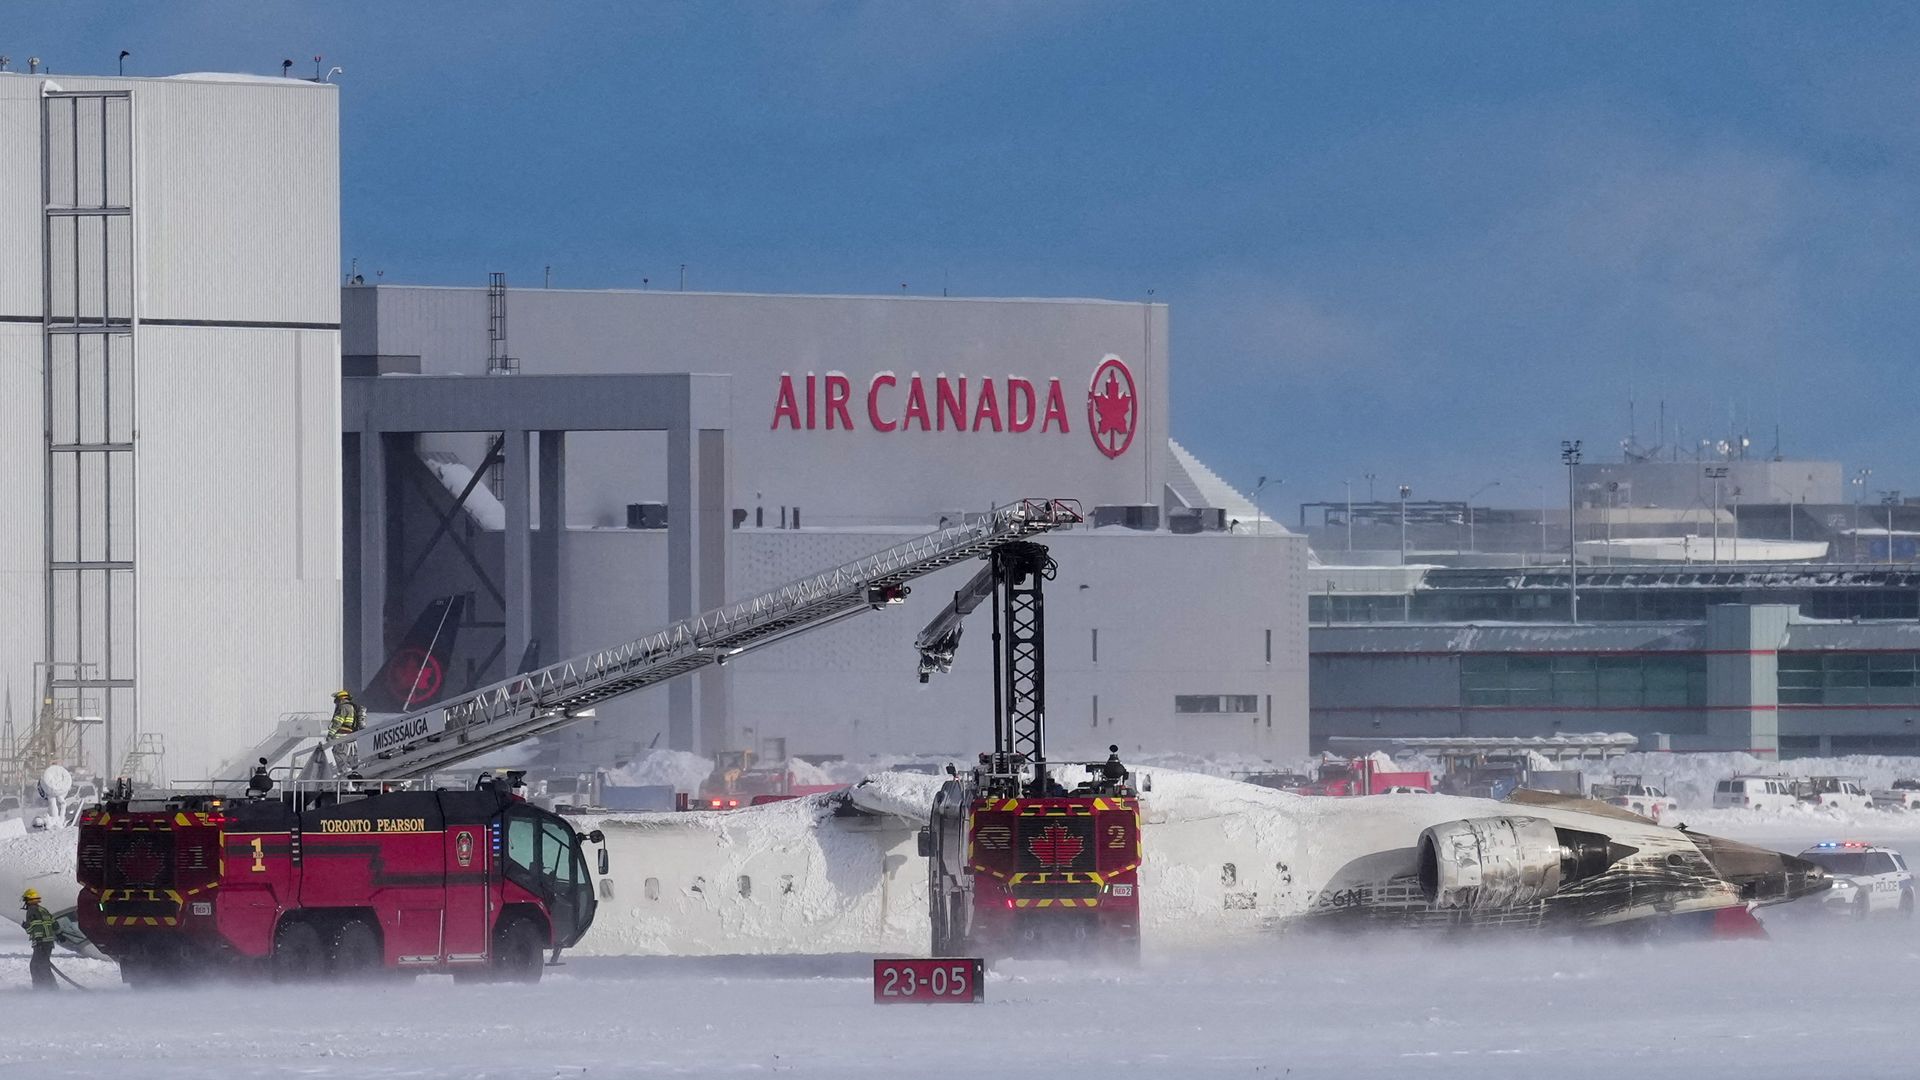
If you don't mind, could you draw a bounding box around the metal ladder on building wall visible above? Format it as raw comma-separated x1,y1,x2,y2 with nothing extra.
315,499,1084,782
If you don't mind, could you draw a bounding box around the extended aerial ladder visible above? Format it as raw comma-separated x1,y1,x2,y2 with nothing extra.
914,540,1057,796
291,499,1083,784
914,525,1145,958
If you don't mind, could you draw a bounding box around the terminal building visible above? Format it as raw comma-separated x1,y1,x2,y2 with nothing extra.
1297,444,1920,759
1309,565,1920,758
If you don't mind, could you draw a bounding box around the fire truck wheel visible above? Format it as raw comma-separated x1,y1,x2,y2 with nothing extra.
272,920,326,982
329,919,383,978
495,917,546,983
929,894,952,956
942,893,968,956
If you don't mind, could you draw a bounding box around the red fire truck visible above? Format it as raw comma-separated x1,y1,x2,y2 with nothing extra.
913,532,1145,959
923,753,1142,957
1290,756,1432,797
75,775,605,983
676,748,847,810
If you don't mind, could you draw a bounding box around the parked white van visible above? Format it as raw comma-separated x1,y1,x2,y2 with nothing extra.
1712,775,1799,811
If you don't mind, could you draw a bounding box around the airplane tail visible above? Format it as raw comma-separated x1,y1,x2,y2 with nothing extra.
358,595,466,712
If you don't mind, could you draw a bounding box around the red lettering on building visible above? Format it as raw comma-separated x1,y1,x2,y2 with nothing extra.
824,373,853,430
1006,378,1036,433
1040,379,1069,433
772,373,802,430
783,364,1128,444
935,375,967,432
902,375,932,431
972,379,1002,431
867,373,897,432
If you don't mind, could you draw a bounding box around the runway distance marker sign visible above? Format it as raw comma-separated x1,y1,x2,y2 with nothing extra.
873,957,984,1003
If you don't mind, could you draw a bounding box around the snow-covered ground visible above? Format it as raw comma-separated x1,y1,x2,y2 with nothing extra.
4,755,1919,1076
4,916,1918,1078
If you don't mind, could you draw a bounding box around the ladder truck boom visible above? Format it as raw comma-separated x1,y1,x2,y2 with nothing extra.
913,559,1000,682
325,499,1083,781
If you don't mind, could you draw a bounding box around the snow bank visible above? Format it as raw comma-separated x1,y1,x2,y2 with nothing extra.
843,771,945,819
602,748,713,791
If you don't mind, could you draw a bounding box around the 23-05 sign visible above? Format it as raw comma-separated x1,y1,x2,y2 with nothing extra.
872,958,984,1004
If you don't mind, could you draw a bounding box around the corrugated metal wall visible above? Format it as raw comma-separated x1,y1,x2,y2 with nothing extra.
0,80,45,316
0,326,45,731
130,79,338,326
0,81,48,734
136,322,341,780
0,72,341,784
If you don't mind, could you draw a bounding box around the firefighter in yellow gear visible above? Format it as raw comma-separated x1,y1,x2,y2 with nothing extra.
21,888,57,991
328,689,365,738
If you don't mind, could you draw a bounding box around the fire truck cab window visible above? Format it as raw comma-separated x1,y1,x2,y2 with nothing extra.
505,813,539,873
541,821,577,882
502,809,585,895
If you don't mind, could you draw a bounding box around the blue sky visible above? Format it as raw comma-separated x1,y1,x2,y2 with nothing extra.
19,2,1920,512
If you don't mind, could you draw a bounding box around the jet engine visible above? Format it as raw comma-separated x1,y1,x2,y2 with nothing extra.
1417,816,1631,909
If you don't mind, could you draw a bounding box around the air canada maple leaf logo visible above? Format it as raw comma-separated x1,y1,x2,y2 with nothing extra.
1027,823,1086,867
1087,355,1138,459
387,647,444,704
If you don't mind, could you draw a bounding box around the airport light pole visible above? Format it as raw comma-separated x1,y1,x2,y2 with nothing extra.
1364,472,1377,502
1853,468,1872,562
1466,480,1499,553
1561,441,1581,622
1597,476,1612,564
1537,484,1548,559
1884,490,1902,566
1343,479,1353,552
1251,475,1269,536
1398,484,1412,563
1705,466,1729,564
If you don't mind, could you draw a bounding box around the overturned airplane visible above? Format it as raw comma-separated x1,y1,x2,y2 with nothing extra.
560,769,1829,956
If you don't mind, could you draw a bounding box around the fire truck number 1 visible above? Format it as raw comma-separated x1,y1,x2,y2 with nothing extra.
872,958,984,1003
249,836,266,872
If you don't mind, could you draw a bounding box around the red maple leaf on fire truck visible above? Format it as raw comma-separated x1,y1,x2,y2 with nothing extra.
1027,823,1086,867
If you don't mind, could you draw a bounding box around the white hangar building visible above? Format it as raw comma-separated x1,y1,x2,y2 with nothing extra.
0,70,341,788
342,285,1310,767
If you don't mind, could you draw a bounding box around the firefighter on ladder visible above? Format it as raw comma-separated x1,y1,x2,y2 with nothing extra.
21,888,57,991
328,689,364,738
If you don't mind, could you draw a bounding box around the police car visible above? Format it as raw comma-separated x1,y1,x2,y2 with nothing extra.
1795,842,1915,919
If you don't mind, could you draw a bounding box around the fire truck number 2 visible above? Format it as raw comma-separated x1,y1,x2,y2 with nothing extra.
872,958,985,1003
